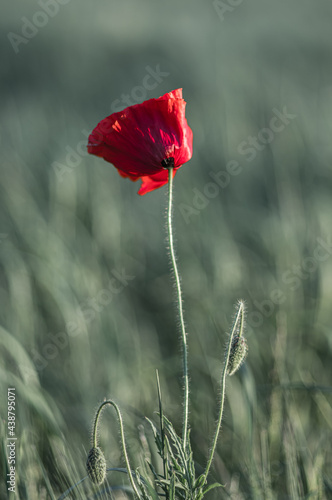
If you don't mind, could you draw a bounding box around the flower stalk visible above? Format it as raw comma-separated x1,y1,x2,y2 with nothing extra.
203,301,246,481
91,400,140,499
167,165,189,450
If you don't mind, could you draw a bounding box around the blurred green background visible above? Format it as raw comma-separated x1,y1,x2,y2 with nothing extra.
1,0,332,498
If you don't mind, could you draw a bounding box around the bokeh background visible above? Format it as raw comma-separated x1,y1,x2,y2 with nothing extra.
1,0,332,498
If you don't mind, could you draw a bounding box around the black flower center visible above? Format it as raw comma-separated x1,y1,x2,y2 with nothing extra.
161,157,175,169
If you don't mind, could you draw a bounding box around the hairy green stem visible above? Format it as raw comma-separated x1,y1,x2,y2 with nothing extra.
167,167,189,449
203,301,245,480
92,400,140,499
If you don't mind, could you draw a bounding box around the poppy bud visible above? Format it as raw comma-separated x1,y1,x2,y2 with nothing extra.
227,335,248,376
86,446,106,485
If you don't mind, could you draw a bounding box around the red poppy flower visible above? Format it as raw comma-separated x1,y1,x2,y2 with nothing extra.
87,88,193,195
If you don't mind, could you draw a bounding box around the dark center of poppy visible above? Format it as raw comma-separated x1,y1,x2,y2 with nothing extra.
161,157,175,169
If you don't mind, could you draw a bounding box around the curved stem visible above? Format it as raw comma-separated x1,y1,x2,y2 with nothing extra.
92,400,140,499
203,301,245,480
167,167,189,450
92,402,104,449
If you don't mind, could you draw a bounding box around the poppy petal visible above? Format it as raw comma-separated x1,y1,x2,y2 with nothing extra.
87,88,193,194
138,169,177,196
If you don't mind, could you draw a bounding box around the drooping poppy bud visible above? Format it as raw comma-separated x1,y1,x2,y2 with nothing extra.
86,446,106,485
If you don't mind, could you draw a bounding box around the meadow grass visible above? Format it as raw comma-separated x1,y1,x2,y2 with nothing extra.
1,0,332,498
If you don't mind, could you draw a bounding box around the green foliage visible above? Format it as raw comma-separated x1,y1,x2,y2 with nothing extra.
119,414,222,500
